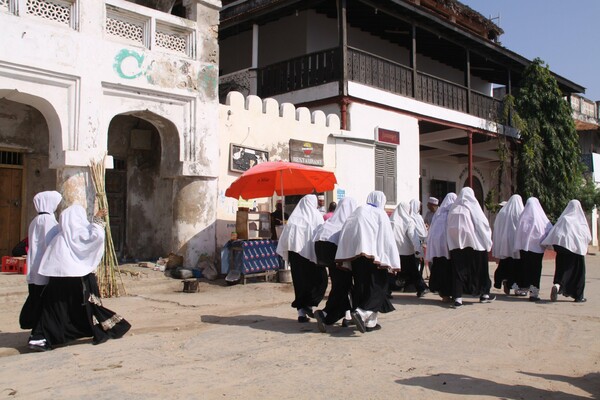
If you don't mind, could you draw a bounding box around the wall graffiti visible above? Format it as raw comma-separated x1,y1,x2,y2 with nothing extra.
112,49,217,96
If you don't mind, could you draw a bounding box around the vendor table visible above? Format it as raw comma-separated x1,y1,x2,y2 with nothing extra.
225,239,283,284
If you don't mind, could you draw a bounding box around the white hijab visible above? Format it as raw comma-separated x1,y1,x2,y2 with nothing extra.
276,194,323,262
447,187,492,252
335,191,401,271
514,197,553,254
312,197,358,245
425,192,457,261
390,202,421,256
39,204,106,277
492,194,524,259
409,199,428,240
27,191,62,285
541,200,591,256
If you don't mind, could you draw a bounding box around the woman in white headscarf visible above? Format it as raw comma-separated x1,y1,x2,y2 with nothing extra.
312,197,358,332
409,199,428,279
276,194,326,323
492,194,525,296
426,192,457,301
28,205,131,351
19,191,62,330
390,201,428,297
335,191,400,333
541,200,591,302
514,197,553,301
446,187,493,308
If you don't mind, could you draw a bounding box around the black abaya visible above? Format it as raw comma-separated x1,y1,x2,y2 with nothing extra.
288,251,328,310
428,256,452,297
315,241,352,324
553,245,586,300
450,247,491,298
521,250,544,290
351,256,394,314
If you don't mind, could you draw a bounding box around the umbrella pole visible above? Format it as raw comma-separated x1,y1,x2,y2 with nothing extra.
280,172,290,271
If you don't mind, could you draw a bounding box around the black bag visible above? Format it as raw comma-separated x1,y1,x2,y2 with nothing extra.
12,237,28,257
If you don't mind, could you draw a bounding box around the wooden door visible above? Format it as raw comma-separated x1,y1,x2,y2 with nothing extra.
0,168,23,257
106,159,127,259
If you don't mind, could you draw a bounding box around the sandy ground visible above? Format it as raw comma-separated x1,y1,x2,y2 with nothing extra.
0,253,599,400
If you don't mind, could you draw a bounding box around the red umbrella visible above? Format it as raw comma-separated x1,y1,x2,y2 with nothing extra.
225,161,337,200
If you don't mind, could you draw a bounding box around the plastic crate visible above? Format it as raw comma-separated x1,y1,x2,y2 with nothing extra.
1,256,27,274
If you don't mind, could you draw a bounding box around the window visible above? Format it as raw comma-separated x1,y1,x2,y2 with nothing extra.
430,179,456,203
375,145,396,204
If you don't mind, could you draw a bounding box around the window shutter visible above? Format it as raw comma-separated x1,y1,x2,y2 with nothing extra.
375,145,396,204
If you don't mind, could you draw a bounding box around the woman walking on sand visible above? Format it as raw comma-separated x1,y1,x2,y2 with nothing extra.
28,204,131,351
276,194,326,323
541,200,590,303
335,191,400,333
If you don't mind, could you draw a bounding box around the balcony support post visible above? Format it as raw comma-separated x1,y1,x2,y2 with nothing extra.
465,48,471,114
337,0,348,96
467,130,473,188
410,24,417,99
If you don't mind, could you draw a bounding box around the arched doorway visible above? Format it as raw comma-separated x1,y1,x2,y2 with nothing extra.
107,112,178,261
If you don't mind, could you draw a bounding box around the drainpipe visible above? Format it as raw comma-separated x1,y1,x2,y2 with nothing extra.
467,131,473,188
340,97,349,130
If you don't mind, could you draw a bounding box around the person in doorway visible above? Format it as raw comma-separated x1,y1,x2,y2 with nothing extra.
390,201,428,297
317,195,327,215
426,192,457,302
514,197,553,302
492,194,526,296
541,200,591,303
323,201,337,221
424,196,439,227
28,204,131,351
335,191,401,333
446,187,494,308
276,195,326,322
270,200,289,240
19,191,63,331
312,197,358,332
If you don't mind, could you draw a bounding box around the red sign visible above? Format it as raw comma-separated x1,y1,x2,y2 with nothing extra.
377,128,400,145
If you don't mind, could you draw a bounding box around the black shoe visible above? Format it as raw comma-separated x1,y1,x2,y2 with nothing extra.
417,288,430,298
297,316,310,323
479,295,496,303
302,308,314,319
351,311,366,333
451,301,463,309
575,297,587,303
529,296,541,302
341,318,354,328
502,280,510,295
365,324,382,332
314,310,327,333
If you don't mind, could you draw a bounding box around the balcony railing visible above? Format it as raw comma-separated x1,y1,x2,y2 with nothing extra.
257,47,504,123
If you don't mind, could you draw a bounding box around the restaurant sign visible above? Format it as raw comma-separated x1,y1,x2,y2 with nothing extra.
376,127,400,145
289,139,324,166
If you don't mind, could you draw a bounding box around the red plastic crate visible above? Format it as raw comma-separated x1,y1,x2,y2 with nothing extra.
1,256,27,274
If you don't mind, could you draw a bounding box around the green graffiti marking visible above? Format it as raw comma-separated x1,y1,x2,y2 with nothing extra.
199,65,217,93
113,49,145,80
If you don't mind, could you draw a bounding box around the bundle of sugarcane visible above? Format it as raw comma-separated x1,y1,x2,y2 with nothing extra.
90,157,126,298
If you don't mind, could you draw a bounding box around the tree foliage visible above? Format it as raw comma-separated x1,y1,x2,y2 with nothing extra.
513,58,584,221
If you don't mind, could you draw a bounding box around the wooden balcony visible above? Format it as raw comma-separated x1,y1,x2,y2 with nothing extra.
257,47,504,124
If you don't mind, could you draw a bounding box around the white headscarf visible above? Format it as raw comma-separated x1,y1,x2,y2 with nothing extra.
335,191,400,271
492,194,524,259
425,192,457,261
541,200,591,256
447,187,492,252
27,191,62,285
312,197,358,245
409,199,428,240
390,202,422,256
514,197,553,254
39,204,106,277
276,194,323,262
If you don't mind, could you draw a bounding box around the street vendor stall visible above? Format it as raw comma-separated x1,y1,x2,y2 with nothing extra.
224,161,337,283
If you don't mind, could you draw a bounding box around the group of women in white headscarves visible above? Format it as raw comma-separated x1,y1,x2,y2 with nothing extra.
19,191,131,352
277,191,401,333
426,188,591,308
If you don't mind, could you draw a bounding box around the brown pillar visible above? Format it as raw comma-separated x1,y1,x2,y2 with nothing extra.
467,131,473,188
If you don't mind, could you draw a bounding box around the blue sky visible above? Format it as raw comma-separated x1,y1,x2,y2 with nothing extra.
461,0,600,101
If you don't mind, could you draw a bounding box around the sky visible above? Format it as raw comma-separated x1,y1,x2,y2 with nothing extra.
460,0,600,101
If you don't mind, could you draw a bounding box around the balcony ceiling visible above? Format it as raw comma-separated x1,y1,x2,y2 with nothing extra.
220,0,584,94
